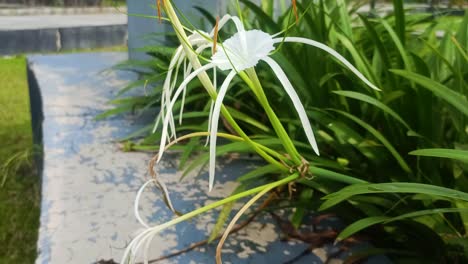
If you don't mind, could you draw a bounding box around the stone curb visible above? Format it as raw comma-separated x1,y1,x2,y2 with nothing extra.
0,6,127,16
0,25,128,55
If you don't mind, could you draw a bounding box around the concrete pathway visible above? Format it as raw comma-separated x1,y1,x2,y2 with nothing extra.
0,6,127,16
0,14,126,30
29,52,347,264
0,14,127,55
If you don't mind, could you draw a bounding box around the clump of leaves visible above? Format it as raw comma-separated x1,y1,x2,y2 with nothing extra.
106,0,467,263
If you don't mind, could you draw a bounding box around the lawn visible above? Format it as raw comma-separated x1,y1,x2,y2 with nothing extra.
0,57,40,264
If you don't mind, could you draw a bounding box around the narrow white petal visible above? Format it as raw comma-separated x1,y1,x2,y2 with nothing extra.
164,48,184,139
205,67,218,145
134,179,176,228
158,179,176,213
263,57,320,156
120,228,152,264
183,59,188,80
211,15,245,36
179,85,187,125
169,54,187,139
209,70,237,191
211,15,230,36
155,47,183,134
134,179,155,228
213,67,217,91
205,101,214,147
274,37,380,91
228,16,246,32
158,63,216,163
196,43,211,54
136,228,164,261
128,227,164,264
211,30,274,71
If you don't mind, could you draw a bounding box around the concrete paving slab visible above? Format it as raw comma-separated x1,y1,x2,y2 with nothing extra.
28,52,326,264
0,14,126,30
0,7,128,16
29,52,390,264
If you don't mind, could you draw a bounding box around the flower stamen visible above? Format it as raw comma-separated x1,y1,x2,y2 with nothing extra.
213,16,220,54
157,0,163,23
292,0,299,24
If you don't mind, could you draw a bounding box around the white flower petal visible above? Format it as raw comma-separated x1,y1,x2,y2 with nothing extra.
212,15,245,36
120,228,152,264
263,57,320,156
205,67,217,146
134,179,176,229
158,63,216,163
274,37,380,91
209,70,237,191
154,47,184,134
134,179,154,228
162,47,184,138
205,101,214,147
211,30,275,71
179,85,187,125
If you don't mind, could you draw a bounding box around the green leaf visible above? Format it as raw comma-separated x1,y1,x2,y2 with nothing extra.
332,110,412,173
409,148,468,162
320,183,468,211
178,137,200,169
237,164,278,182
309,167,367,185
391,70,468,117
337,216,389,241
358,14,396,87
337,208,468,241
239,0,281,33
208,185,246,243
379,18,413,71
291,188,314,228
333,90,412,130
392,0,406,46
335,33,377,88
193,6,217,26
94,105,135,120
226,106,271,133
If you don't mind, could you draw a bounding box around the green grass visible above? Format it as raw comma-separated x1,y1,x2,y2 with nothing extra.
59,45,128,54
0,47,127,263
102,0,127,7
0,56,40,264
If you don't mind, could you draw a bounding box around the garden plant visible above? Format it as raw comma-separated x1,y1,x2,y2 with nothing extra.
109,0,468,263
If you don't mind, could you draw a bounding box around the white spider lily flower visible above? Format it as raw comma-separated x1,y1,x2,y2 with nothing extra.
156,15,380,192
122,178,178,264
152,30,213,138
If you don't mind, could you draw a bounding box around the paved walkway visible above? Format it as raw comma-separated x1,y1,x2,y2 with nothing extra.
30,52,341,264
0,6,127,16
0,13,127,55
0,14,126,30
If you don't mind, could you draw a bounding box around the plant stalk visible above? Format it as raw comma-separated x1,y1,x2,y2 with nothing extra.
162,0,286,171
241,68,302,165
150,173,299,231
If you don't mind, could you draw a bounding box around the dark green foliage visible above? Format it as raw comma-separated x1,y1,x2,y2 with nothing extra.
106,1,467,262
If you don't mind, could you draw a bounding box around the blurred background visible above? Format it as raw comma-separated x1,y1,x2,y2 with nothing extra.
0,0,466,263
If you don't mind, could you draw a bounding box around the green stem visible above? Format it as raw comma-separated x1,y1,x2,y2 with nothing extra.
240,69,302,165
155,173,299,230
163,1,286,172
